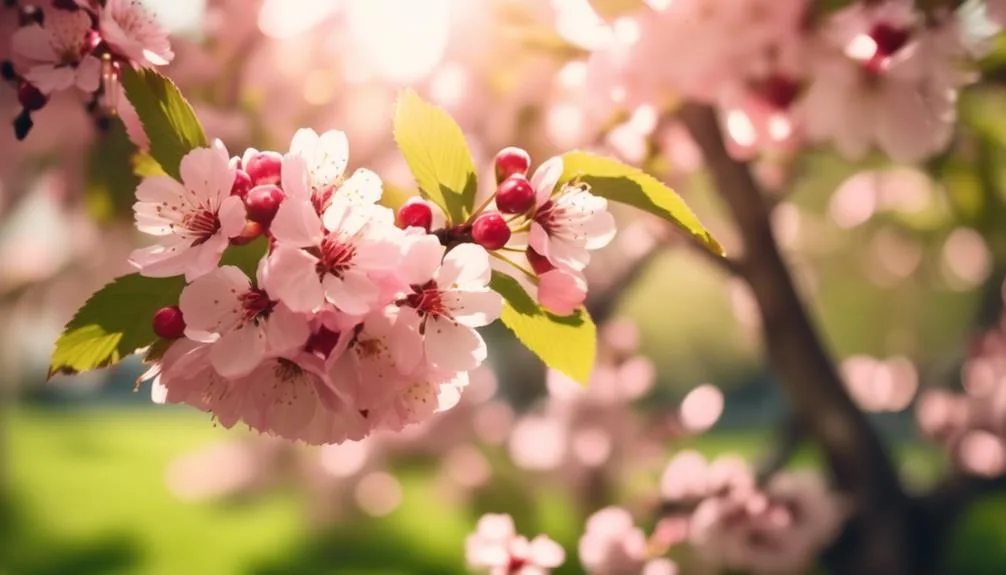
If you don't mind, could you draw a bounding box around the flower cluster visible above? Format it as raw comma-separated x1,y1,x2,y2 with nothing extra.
134,130,614,445
586,0,978,163
465,513,565,575
3,0,171,139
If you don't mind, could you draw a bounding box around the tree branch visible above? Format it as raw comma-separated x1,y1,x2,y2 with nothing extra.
678,103,914,573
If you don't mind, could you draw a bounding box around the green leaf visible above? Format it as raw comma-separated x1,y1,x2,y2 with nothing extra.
131,150,167,178
490,272,596,385
586,0,643,21
560,151,725,256
120,66,208,180
49,274,186,379
85,118,140,223
219,236,269,278
393,88,478,224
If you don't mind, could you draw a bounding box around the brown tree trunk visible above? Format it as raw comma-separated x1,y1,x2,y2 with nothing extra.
679,103,920,574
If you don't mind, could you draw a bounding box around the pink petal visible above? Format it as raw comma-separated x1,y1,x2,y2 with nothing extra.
528,535,565,568
270,199,324,247
584,210,617,250
184,234,230,282
179,146,234,208
129,237,192,278
210,325,267,378
262,246,325,313
265,304,311,355
322,270,379,315
11,25,57,62
399,235,445,286
24,65,76,94
537,269,587,316
437,243,491,289
424,318,486,371
75,55,102,93
178,265,250,333
218,195,248,238
280,153,311,201
528,222,550,259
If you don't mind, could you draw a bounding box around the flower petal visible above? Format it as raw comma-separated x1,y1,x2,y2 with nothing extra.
436,243,491,289
424,318,486,371
531,156,563,205
178,265,250,334
270,198,323,247
399,235,445,285
262,246,325,313
210,325,267,378
337,168,383,205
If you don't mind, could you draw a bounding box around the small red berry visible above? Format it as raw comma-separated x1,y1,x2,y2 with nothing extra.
245,185,285,225
471,212,511,250
230,220,263,245
230,169,253,200
759,74,800,110
244,151,283,186
526,247,554,275
495,174,536,214
396,199,434,231
494,146,531,184
17,82,46,112
152,306,186,339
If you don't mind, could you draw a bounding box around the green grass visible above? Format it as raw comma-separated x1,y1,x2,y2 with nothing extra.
0,407,965,575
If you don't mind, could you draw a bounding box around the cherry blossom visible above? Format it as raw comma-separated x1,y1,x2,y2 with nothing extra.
264,198,403,315
527,158,615,273
98,0,174,67
396,237,503,372
798,0,974,162
130,142,246,281
178,264,310,378
578,507,649,575
537,268,587,316
11,7,101,94
283,128,384,213
466,513,565,575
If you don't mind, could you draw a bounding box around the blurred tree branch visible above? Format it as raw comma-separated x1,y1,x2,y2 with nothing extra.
678,102,921,574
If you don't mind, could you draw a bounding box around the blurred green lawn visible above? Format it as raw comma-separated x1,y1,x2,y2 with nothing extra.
2,408,1005,575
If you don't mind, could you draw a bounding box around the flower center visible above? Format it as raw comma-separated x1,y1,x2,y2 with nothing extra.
184,209,221,245
273,357,303,381
239,288,274,324
316,236,357,278
754,73,800,110
312,186,335,215
404,280,447,320
869,22,911,58
533,200,559,235
506,555,528,574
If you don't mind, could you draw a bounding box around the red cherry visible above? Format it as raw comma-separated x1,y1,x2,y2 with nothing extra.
494,146,531,184
152,306,186,339
306,326,341,358
526,247,554,275
396,199,434,231
471,212,511,250
230,220,263,245
244,151,283,186
868,22,911,57
245,185,285,225
495,174,536,214
230,169,253,200
17,82,47,112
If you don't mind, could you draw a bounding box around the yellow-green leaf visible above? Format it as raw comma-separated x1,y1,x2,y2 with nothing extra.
560,151,724,256
393,89,478,224
120,66,207,180
49,274,185,379
490,272,596,385
131,150,167,178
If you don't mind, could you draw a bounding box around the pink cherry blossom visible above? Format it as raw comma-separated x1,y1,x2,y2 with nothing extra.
98,0,174,67
129,142,246,281
527,157,616,273
178,264,310,378
466,513,565,575
264,198,403,315
149,339,245,429
283,128,384,214
798,0,974,162
578,507,649,575
375,368,469,432
537,268,587,316
989,0,1006,27
396,236,503,372
11,7,101,94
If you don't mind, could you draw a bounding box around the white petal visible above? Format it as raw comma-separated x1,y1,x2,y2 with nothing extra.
424,318,486,371
583,210,616,250
528,536,565,568
323,271,378,315
179,147,234,208
531,156,564,205
436,244,491,289
337,168,383,205
444,289,503,327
